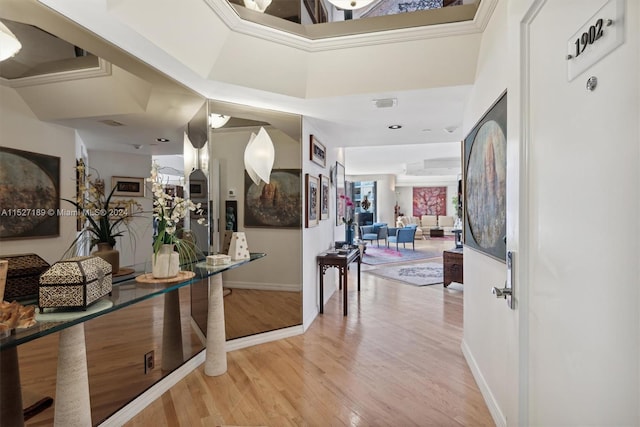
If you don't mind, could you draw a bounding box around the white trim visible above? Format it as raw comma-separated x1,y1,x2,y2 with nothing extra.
516,1,546,424
201,0,499,52
223,280,301,292
225,325,304,351
461,339,506,427
4,58,112,88
98,350,205,427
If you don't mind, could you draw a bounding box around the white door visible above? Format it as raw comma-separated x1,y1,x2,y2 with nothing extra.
523,0,639,424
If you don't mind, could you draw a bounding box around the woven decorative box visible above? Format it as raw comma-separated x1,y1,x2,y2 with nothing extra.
38,256,112,312
1,253,50,301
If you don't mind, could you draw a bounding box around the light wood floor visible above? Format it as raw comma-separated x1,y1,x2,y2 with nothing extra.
126,237,494,427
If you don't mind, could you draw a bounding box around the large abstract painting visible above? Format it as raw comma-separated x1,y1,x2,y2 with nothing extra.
0,147,60,239
463,91,507,262
244,169,301,228
412,187,447,217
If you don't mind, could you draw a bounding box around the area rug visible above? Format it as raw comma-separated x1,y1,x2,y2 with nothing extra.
366,262,444,286
361,246,441,266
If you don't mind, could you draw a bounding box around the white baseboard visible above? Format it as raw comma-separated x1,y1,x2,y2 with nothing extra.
100,325,304,426
223,280,300,292
461,339,506,427
225,325,304,351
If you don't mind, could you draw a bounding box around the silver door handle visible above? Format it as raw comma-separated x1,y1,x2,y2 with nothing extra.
492,285,512,299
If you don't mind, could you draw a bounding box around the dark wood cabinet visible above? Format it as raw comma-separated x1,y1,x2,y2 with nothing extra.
443,248,463,287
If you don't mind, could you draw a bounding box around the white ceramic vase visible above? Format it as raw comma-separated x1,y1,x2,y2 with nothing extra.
152,244,180,278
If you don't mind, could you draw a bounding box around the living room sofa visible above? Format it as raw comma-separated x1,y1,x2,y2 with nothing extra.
420,215,456,234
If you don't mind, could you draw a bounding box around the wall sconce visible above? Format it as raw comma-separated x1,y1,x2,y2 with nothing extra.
243,0,272,12
244,127,274,185
209,113,230,129
0,21,21,62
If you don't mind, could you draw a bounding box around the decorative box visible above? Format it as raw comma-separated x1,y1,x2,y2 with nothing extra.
2,253,50,301
38,256,112,312
207,254,231,266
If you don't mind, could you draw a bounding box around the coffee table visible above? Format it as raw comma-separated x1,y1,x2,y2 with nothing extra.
430,228,444,238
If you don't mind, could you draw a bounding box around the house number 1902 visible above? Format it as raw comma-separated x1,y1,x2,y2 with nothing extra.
570,18,611,59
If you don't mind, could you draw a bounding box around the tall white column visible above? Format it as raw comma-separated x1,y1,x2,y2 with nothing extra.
204,274,227,376
54,323,91,427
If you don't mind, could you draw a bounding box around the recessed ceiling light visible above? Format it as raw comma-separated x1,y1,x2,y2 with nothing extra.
443,126,458,134
388,125,402,130
156,137,170,143
422,128,432,132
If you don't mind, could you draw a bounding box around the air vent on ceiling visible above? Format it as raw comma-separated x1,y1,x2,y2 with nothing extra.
373,98,397,108
99,119,125,127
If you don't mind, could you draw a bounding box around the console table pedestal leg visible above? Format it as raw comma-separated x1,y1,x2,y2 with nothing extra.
162,290,184,371
0,347,24,427
205,274,227,376
55,323,91,427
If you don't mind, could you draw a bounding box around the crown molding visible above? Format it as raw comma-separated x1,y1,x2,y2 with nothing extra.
3,57,112,88
202,0,497,52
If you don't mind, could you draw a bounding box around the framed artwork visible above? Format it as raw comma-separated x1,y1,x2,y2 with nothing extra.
0,146,60,239
320,174,330,220
412,187,447,217
111,176,145,197
189,179,206,199
244,169,301,228
310,135,326,168
335,162,345,225
305,174,319,228
463,91,507,262
225,200,238,232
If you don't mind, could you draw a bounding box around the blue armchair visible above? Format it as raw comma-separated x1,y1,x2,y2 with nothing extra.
387,227,417,251
360,222,388,247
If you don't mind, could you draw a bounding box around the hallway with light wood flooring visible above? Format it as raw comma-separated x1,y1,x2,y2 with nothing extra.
126,239,494,427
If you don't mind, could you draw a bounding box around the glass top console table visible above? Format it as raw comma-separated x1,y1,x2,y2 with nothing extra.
0,253,265,427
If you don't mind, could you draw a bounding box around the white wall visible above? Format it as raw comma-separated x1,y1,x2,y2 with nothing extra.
459,0,513,425
302,119,342,329
87,150,153,267
0,85,77,265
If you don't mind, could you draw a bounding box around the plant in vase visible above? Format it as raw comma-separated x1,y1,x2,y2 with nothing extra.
63,162,143,273
148,162,206,278
340,194,355,245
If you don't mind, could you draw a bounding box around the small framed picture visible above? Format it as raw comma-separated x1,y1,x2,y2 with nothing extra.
310,135,326,168
111,176,145,197
189,179,206,198
320,174,329,220
305,174,319,228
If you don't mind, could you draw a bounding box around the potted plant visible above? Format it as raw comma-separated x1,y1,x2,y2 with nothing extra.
148,162,206,278
63,162,143,273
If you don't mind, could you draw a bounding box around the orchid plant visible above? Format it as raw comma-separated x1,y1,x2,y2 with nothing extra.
340,194,355,226
148,162,206,261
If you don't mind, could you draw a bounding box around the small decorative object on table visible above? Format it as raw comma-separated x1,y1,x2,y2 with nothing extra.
63,163,143,274
1,253,50,301
38,256,112,312
206,254,231,266
148,161,206,279
228,232,250,260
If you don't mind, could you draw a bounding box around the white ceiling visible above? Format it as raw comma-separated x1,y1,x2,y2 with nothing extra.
0,0,482,184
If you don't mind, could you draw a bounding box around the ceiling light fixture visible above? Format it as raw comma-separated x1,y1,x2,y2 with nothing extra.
326,0,375,10
243,0,272,13
388,125,402,130
0,21,22,62
443,126,458,134
156,137,170,143
209,113,231,129
244,127,275,185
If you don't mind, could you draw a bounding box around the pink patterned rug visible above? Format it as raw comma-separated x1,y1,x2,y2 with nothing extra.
361,246,441,265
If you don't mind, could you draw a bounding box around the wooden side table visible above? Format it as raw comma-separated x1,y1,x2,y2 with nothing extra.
443,248,463,287
317,249,361,316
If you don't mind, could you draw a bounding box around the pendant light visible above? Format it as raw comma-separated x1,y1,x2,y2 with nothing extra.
326,0,375,11
243,0,273,13
0,21,21,62
244,127,274,185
